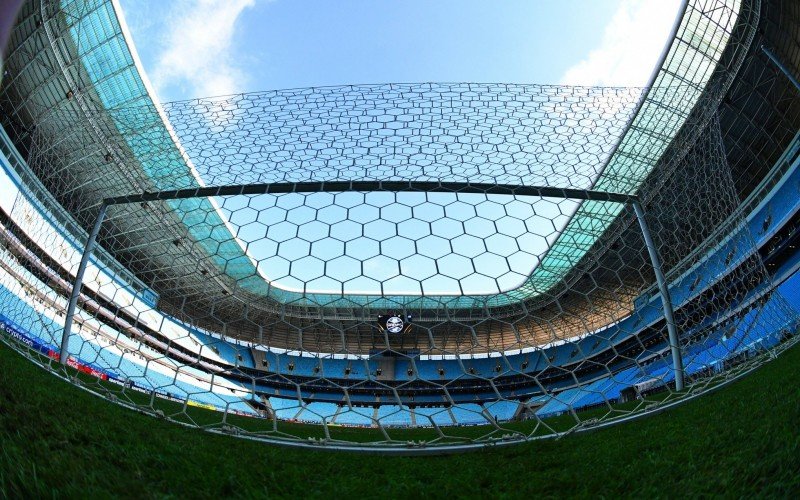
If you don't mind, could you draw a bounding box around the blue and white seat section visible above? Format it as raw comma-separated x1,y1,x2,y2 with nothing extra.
2,116,796,378
0,212,255,414
214,133,800,381
0,180,795,427
2,127,800,427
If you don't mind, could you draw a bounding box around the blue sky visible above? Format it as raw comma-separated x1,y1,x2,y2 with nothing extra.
118,0,683,102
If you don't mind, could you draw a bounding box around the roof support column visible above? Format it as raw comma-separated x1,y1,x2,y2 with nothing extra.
762,45,800,93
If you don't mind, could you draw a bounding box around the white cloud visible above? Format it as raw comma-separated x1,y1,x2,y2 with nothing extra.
560,0,683,86
151,0,257,99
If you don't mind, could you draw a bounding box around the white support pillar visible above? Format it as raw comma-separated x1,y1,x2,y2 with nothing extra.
60,203,107,365
633,200,685,391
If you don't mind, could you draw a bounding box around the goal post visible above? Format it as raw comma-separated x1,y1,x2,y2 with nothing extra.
60,184,686,390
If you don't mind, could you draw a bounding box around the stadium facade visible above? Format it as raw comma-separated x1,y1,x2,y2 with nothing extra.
0,0,799,451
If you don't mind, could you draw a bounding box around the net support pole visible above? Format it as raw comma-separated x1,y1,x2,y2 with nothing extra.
633,200,685,391
762,45,800,92
60,203,107,366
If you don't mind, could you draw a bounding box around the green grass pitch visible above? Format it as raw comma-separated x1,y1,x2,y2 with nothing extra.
1,341,799,498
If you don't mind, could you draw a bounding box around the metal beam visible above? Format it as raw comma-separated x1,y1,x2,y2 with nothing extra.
79,185,688,393
103,181,637,206
60,203,107,365
633,200,685,391
762,45,800,93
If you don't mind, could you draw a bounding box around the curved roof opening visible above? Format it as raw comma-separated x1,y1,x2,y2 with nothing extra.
162,84,644,300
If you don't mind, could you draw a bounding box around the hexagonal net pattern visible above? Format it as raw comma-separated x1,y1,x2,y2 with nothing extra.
2,97,798,451
2,0,798,452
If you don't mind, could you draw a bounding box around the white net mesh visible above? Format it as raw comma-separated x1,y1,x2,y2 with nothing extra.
1,91,798,451
1,0,799,453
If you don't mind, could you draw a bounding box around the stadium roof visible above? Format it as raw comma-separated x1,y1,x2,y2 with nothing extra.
0,0,765,355
15,0,739,309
